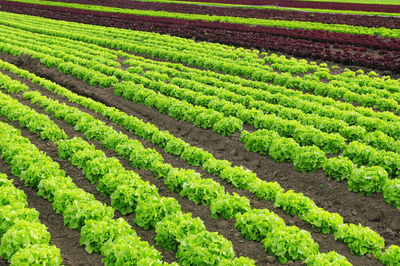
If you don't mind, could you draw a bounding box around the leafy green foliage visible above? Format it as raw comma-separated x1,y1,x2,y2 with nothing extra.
299,207,343,234
63,200,114,230
111,182,158,215
176,231,235,265
164,168,201,192
379,245,400,266
210,193,250,219
220,166,258,190
0,187,27,207
235,209,285,241
262,226,319,263
212,116,243,136
274,190,317,216
10,244,62,266
135,197,181,230
348,166,388,196
323,156,354,181
268,137,299,162
0,221,51,259
80,218,135,253
163,137,189,156
0,72,29,93
305,251,351,266
382,178,400,210
52,188,95,214
342,141,375,166
292,146,326,173
334,224,385,256
101,235,162,266
155,213,205,251
83,156,124,184
37,175,77,201
202,158,231,176
181,146,213,167
150,162,174,180
0,205,40,237
0,175,13,187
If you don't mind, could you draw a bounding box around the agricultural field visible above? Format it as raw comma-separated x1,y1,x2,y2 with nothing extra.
0,0,398,265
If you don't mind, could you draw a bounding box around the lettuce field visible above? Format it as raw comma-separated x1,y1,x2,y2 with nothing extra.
0,0,399,265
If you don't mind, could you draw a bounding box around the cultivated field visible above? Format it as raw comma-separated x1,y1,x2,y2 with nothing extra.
0,0,398,265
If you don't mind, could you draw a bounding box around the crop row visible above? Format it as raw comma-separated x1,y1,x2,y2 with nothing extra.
44,0,400,29
2,12,399,112
106,0,400,16
0,172,62,264
2,5,400,72
157,0,400,13
6,0,400,39
240,129,399,207
1,58,398,264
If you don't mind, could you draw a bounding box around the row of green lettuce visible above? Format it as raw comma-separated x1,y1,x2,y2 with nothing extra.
0,172,62,265
2,12,400,120
1,59,398,264
0,75,256,265
240,129,400,207
4,0,400,39
137,0,400,16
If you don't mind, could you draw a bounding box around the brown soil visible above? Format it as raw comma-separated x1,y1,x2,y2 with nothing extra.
0,52,398,265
